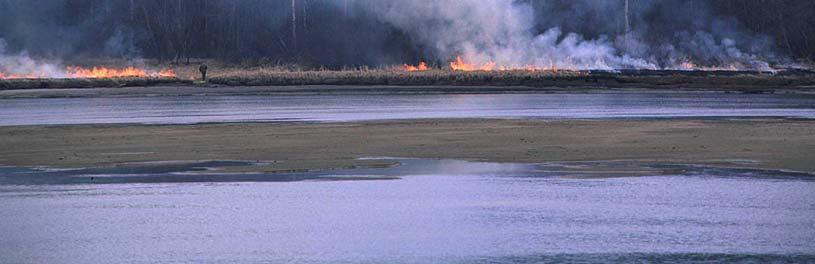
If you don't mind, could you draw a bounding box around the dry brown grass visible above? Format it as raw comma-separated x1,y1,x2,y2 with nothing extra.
204,67,815,89
2,58,813,90
0,77,192,90
207,68,595,86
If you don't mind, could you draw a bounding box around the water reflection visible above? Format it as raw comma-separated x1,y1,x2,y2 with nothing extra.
1,93,815,126
1,158,812,186
1,159,814,263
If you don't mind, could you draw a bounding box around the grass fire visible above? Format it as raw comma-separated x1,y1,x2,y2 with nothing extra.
3,1,815,263
0,66,175,80
0,0,812,90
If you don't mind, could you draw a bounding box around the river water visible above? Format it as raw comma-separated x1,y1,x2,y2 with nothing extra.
2,93,815,262
1,159,814,263
1,92,815,126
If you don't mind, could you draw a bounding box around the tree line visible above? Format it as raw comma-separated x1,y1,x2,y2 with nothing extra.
0,0,812,67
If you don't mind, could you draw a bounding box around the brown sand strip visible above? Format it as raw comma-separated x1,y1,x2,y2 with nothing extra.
0,119,813,173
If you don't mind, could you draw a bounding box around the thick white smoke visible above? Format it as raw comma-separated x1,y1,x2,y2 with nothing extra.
0,39,66,78
360,0,778,71
0,38,171,79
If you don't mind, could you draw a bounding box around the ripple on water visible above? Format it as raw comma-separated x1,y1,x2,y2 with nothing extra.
1,159,814,263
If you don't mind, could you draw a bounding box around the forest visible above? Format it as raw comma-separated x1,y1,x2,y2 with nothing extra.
0,0,813,69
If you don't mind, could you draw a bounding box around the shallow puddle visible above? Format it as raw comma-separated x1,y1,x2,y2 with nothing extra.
1,158,811,186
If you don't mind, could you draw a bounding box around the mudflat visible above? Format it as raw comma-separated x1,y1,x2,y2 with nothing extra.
0,119,813,173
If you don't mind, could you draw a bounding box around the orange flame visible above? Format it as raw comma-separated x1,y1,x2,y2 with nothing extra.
66,66,146,78
402,61,428,71
448,56,558,72
676,59,743,71
679,59,696,70
0,72,38,79
408,55,749,72
157,69,177,78
449,56,495,71
0,66,176,79
66,66,176,78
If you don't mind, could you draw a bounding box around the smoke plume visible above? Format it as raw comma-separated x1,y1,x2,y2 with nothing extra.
359,0,782,70
0,39,66,78
0,0,807,70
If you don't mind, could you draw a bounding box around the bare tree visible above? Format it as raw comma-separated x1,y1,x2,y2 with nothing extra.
292,0,297,50
622,0,631,53
4,0,812,65
624,0,630,34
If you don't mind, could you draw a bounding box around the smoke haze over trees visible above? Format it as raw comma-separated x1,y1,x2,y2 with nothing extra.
0,0,812,69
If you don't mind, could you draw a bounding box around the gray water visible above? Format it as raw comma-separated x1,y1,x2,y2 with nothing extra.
1,159,814,263
2,93,815,126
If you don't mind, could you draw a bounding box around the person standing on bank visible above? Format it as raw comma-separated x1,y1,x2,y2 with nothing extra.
199,64,208,81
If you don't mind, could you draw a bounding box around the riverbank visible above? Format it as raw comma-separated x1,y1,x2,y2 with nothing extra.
207,69,815,90
1,69,814,98
0,77,192,91
1,118,813,174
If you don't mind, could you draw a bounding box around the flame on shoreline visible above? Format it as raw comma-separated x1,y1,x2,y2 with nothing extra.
674,58,742,71
0,66,176,79
448,56,574,72
0,72,38,79
438,55,764,72
402,61,428,71
450,56,497,71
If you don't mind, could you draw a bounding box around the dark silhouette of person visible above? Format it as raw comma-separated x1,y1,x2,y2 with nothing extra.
199,64,208,81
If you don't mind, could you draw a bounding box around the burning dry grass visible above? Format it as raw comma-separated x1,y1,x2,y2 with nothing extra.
206,67,815,90
0,59,193,90
1,58,813,91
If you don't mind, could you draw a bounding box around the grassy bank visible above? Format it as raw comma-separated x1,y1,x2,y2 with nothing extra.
1,58,814,91
0,77,192,90
206,68,815,90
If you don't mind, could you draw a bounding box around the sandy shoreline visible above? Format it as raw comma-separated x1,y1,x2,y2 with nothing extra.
1,118,813,174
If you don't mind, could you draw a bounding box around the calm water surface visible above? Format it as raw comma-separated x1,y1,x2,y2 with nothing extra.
3,93,815,262
1,159,814,263
1,93,815,126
